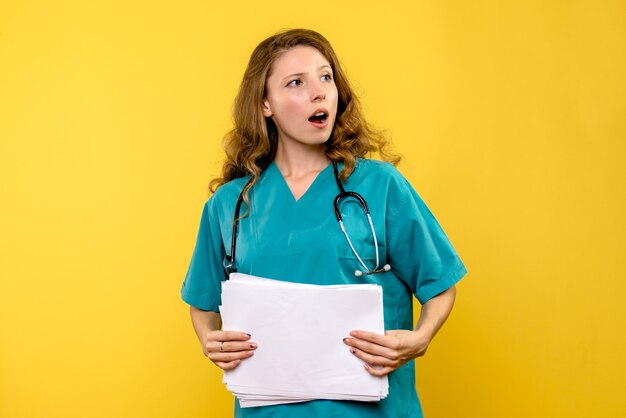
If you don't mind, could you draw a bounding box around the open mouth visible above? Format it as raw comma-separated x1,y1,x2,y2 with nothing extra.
308,111,328,124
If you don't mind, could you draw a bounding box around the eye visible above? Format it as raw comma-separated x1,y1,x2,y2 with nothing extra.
322,73,333,82
287,79,302,87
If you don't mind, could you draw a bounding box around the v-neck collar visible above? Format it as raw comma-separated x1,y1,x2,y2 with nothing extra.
267,160,334,204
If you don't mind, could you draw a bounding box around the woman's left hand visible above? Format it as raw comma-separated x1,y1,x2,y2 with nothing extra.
343,329,432,377
345,286,457,377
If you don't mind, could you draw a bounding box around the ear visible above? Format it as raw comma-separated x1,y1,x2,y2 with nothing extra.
262,99,273,117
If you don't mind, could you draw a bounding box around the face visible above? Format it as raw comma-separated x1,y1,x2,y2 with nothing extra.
262,46,339,148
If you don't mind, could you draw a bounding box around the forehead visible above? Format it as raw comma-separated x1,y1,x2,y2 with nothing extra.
269,46,331,77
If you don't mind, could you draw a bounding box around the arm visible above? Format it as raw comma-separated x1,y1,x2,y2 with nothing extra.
413,284,457,351
189,306,257,370
343,285,456,377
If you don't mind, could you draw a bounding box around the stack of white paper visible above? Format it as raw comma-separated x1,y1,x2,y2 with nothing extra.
219,273,388,408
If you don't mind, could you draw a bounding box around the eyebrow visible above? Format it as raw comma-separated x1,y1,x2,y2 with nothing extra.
281,65,332,82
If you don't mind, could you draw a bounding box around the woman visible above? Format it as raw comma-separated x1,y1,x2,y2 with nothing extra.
182,28,467,417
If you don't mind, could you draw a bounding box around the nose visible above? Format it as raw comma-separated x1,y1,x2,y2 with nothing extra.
310,81,326,102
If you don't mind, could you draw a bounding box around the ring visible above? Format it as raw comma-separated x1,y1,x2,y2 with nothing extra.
220,342,224,352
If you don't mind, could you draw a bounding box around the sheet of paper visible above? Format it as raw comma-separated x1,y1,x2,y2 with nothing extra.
220,273,388,407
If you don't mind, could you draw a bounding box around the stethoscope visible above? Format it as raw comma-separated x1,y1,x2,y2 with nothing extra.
222,161,391,278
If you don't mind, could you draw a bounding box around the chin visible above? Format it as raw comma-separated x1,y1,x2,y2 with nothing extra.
300,133,331,146
314,136,332,146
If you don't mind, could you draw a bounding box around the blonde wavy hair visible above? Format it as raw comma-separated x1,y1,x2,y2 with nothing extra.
209,28,400,203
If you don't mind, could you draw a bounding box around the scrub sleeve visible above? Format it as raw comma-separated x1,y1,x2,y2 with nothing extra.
181,195,226,312
384,169,467,304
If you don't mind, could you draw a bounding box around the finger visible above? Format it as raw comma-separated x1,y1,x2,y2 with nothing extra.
208,350,254,363
364,363,395,377
215,359,241,371
343,337,395,359
216,341,257,353
349,330,397,349
214,331,251,342
349,347,398,368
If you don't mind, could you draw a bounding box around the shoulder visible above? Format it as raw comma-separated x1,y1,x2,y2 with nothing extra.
200,175,251,220
351,158,409,188
208,175,250,205
351,158,423,215
354,157,403,176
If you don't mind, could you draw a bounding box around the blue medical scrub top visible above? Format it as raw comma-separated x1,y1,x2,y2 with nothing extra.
182,158,467,418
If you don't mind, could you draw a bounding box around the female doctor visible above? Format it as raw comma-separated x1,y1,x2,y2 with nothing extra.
181,28,467,418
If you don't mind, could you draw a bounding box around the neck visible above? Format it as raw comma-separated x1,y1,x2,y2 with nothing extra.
273,140,330,178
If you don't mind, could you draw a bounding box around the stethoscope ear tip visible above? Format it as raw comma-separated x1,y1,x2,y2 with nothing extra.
383,264,391,272
354,270,363,277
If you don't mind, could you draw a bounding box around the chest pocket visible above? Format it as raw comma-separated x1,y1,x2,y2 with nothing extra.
337,242,388,275
338,242,378,260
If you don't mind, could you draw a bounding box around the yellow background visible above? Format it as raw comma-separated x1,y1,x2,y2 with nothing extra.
1,1,625,417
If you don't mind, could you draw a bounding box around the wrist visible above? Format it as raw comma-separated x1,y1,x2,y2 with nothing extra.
413,323,435,344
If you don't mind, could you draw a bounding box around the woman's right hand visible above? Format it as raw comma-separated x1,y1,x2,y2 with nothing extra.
202,330,257,370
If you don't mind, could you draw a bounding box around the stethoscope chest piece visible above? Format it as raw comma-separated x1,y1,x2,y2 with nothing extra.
222,255,236,276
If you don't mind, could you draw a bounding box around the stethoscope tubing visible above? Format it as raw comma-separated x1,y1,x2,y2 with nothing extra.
223,161,391,277
223,176,255,275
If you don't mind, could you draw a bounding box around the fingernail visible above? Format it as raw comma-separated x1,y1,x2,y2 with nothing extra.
342,338,349,343
249,343,257,349
244,333,251,337
350,331,358,337
350,348,356,354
